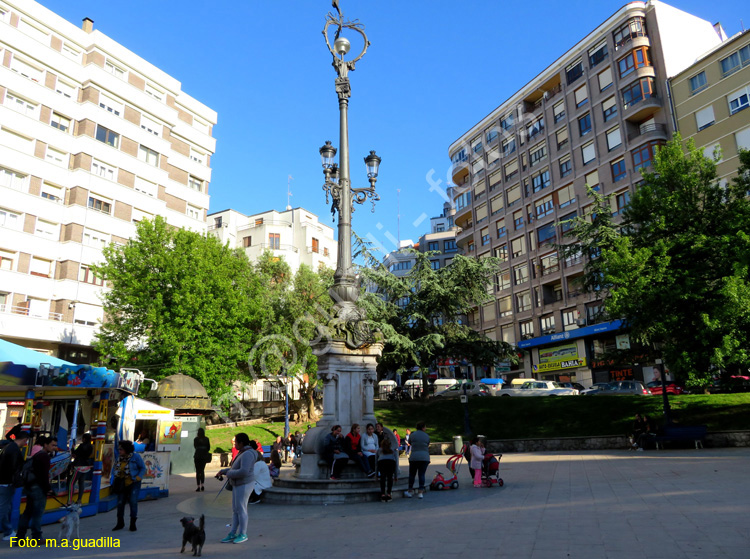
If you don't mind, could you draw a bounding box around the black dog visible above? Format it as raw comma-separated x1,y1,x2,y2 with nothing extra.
180,515,205,556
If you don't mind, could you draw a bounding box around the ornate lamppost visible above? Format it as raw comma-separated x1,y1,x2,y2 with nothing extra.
319,0,381,349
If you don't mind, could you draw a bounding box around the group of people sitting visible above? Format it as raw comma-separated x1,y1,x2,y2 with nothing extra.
629,413,657,450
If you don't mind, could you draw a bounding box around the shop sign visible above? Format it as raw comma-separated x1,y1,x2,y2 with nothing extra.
611,368,634,381
534,342,585,372
535,358,587,372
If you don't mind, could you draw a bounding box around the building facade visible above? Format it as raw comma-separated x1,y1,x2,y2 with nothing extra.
207,207,337,275
670,30,750,181
0,0,217,360
447,1,725,386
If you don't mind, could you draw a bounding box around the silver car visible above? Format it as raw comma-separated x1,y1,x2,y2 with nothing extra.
588,380,651,395
433,382,490,398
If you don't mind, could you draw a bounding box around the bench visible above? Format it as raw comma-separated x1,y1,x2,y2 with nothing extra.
261,445,272,456
654,425,707,450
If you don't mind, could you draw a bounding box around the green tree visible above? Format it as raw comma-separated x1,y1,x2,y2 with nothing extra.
92,216,266,398
358,247,518,394
567,136,750,387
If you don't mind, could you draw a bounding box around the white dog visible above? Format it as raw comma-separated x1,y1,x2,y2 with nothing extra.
58,504,82,542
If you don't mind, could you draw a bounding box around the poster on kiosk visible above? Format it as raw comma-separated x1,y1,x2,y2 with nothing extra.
117,395,179,493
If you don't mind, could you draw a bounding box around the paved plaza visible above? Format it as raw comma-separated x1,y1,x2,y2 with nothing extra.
2,448,749,559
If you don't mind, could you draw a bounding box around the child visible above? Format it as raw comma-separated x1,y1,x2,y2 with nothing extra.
376,438,398,502
269,450,282,478
469,436,485,487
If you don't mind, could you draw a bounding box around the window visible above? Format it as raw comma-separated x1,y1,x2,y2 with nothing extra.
51,113,71,133
444,240,457,252
527,117,545,139
516,291,532,313
566,59,584,85
728,87,750,115
574,85,588,108
589,40,609,67
486,146,499,166
513,209,524,230
504,160,519,181
135,176,157,197
139,146,159,166
95,125,119,148
496,270,511,291
498,296,512,318
131,208,153,223
553,101,566,123
742,44,750,66
186,176,203,192
390,260,412,272
0,251,14,271
556,184,576,208
501,324,515,344
622,78,656,109
186,205,200,220
614,190,631,215
324,247,330,257
82,228,110,248
105,60,126,79
489,170,502,191
474,181,486,199
611,158,627,182
578,113,592,136
55,79,75,99
495,244,508,261
721,51,741,76
269,233,280,250
496,219,507,238
500,112,514,130
190,148,206,165
736,126,750,151
430,260,440,270
529,143,547,166
585,169,600,189
490,194,504,215
0,166,28,191
540,252,559,275
556,127,569,149
562,309,579,329
502,137,516,156
435,224,445,233
532,170,551,192
475,203,488,223
695,106,715,131
141,115,162,136
452,149,467,164
0,128,33,154
40,182,63,202
541,315,556,333
486,129,499,144
145,83,164,102
602,97,618,121
513,264,529,285
29,258,51,278
471,137,483,154
689,72,708,94
559,157,572,178
88,195,112,214
535,195,554,219
510,236,526,258
467,240,475,252
10,57,43,82
45,147,68,167
618,47,650,78
78,265,104,286
598,67,613,91
613,17,646,49
35,219,57,240
92,160,116,181
481,227,490,246
242,236,252,248
4,92,37,117
632,141,660,171
61,43,80,61
99,94,123,117
455,190,471,210
312,238,320,253
581,142,596,165
606,127,622,151
427,241,439,251
0,208,22,230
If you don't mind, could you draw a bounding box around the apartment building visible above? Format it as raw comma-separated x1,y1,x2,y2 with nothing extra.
0,0,217,361
670,30,750,181
447,1,724,386
207,207,337,275
418,194,459,272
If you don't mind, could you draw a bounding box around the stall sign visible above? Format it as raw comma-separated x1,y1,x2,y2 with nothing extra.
141,451,168,490
157,420,182,446
535,343,585,372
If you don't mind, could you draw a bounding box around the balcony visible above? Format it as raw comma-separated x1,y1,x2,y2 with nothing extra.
623,95,662,122
251,243,299,253
627,122,668,143
1,303,63,321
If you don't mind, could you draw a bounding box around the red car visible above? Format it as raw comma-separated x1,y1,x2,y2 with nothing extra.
647,381,688,395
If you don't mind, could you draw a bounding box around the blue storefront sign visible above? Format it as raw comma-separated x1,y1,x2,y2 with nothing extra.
517,320,624,349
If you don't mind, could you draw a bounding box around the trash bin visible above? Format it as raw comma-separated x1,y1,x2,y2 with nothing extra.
453,435,463,454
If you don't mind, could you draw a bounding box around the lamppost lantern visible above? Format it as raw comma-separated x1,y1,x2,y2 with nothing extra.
333,36,351,56
319,141,337,169
364,150,381,180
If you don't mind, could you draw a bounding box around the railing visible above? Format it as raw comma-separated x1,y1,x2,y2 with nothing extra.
623,94,657,111
253,243,299,253
541,264,560,275
237,219,292,232
0,303,63,321
628,122,666,142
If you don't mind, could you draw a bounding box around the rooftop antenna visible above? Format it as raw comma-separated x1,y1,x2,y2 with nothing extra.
397,188,401,247
286,175,293,210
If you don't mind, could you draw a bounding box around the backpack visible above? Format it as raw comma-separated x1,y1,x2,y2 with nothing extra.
19,457,36,488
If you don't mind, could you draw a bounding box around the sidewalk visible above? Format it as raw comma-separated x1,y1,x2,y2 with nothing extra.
3,448,750,559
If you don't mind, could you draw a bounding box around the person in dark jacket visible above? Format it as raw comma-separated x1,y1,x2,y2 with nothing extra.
16,435,57,542
0,430,30,540
71,433,93,505
193,428,211,492
112,440,146,532
322,425,348,480
343,424,374,477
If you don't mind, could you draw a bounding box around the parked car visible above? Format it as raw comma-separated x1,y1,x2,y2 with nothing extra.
433,381,490,398
709,375,750,394
646,381,689,395
588,380,651,395
579,382,612,395
498,380,579,397
558,382,585,392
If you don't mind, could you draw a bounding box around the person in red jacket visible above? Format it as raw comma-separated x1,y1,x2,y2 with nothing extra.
343,424,375,477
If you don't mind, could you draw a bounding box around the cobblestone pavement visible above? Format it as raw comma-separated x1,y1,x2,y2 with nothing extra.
3,448,749,559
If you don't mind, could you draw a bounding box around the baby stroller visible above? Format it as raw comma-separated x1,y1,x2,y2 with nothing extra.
429,452,462,490
464,443,504,488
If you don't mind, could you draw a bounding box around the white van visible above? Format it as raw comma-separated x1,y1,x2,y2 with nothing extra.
432,378,459,395
377,380,396,400
403,379,424,398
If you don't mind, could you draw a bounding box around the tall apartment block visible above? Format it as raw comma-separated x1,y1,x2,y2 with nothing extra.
0,0,217,361
207,207,337,275
448,1,724,386
670,30,750,182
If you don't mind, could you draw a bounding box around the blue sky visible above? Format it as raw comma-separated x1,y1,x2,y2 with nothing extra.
39,0,747,258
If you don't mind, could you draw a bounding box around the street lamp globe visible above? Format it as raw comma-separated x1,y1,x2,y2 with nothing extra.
333,36,351,56
364,150,382,179
319,141,337,169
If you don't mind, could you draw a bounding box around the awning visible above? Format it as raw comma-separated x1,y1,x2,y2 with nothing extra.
0,338,74,368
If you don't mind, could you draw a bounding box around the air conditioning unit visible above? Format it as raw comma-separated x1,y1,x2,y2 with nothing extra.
576,319,586,326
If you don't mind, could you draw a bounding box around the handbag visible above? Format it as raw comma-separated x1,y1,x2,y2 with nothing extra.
111,476,125,495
